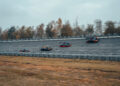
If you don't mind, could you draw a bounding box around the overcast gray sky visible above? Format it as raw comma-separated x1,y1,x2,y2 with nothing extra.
0,0,120,29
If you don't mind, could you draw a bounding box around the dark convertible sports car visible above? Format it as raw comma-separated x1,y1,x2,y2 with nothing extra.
41,46,52,51
86,36,99,43
19,49,30,52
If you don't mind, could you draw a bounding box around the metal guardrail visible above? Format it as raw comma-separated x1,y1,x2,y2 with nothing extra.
0,36,120,42
0,52,120,61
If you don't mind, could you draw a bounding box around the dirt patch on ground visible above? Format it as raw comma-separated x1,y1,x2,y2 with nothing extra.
0,55,120,86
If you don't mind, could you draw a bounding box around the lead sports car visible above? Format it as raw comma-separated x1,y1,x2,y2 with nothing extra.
59,42,71,47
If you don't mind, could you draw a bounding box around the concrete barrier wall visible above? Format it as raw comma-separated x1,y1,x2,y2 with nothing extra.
0,52,120,62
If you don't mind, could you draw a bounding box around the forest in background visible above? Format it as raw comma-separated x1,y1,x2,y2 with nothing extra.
0,18,120,40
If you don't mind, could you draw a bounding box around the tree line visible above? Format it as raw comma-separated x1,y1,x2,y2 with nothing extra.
0,18,120,40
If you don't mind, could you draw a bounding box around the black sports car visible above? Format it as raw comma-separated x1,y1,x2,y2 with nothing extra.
19,49,30,52
41,46,52,51
86,36,99,43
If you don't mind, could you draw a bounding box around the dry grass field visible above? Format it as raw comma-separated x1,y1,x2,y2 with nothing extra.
0,56,120,86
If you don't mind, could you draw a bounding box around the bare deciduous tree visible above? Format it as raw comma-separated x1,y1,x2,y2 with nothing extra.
85,24,94,36
104,21,115,35
115,26,120,35
36,24,44,38
25,26,34,39
61,21,73,37
1,30,8,40
46,22,54,38
0,27,1,34
8,26,16,39
73,26,84,36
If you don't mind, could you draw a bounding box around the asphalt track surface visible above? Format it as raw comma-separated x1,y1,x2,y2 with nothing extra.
0,38,120,56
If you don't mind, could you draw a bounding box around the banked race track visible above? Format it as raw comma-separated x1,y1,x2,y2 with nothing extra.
0,37,120,61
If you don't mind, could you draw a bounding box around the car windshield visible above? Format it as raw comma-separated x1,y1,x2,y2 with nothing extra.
62,42,69,45
87,37,97,40
42,46,50,48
